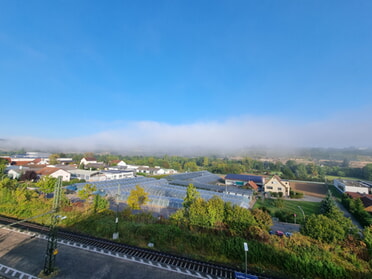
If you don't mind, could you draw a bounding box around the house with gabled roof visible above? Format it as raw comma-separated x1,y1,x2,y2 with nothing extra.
110,160,127,167
264,175,290,197
247,180,259,191
6,166,30,179
36,166,71,182
80,157,98,166
136,166,165,175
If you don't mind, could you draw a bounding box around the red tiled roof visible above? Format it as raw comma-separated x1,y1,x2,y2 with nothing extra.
36,167,61,176
360,196,372,208
346,192,364,199
248,180,259,190
84,157,96,161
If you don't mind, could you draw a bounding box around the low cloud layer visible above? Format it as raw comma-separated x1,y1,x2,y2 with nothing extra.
2,113,372,155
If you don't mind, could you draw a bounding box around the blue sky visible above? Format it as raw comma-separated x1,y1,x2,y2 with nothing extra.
1,1,372,153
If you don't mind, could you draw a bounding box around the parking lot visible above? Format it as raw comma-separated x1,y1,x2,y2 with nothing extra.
270,220,300,234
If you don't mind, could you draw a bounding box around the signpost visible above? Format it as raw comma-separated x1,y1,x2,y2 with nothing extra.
234,272,258,279
234,242,259,279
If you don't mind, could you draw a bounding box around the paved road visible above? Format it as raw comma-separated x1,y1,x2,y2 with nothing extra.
335,201,363,230
297,195,323,202
0,228,197,279
271,221,300,234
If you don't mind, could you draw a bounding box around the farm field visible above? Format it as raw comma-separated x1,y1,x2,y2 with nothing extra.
290,181,327,198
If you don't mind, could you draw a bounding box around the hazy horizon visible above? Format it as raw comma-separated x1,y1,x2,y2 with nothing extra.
1,1,371,154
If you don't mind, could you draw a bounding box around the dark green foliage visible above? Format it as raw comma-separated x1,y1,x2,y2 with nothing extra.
301,214,346,243
274,209,293,223
290,190,304,199
362,164,372,181
93,194,109,213
320,190,337,215
19,170,38,181
182,184,200,211
342,194,372,227
251,208,273,230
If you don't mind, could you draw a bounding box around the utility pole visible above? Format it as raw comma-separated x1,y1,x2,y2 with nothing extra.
244,242,248,275
113,183,120,240
43,176,63,276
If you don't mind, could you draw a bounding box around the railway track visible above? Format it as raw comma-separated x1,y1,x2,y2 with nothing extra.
0,215,268,279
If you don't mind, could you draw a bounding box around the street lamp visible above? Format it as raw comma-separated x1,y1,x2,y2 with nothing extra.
297,206,305,222
244,242,248,275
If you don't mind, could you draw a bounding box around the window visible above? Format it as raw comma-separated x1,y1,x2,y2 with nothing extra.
278,187,282,191
266,186,273,190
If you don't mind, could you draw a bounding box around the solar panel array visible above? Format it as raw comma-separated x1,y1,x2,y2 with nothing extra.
73,173,252,209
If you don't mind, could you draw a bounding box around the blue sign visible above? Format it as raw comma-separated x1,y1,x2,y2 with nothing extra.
234,271,258,279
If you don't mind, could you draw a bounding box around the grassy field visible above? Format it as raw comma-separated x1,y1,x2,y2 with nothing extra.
253,198,321,222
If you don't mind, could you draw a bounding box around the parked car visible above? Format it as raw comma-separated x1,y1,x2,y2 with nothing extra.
275,230,284,236
285,232,293,237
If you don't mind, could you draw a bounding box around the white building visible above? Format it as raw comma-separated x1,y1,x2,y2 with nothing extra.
334,179,371,194
37,167,71,182
136,167,165,175
101,170,134,180
80,157,98,166
68,169,101,181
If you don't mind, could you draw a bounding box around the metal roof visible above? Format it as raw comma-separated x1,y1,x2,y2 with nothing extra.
225,174,263,183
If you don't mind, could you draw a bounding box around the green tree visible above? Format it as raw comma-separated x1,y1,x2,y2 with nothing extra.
296,164,308,179
307,163,318,177
326,206,357,235
182,184,200,211
171,161,182,171
363,225,372,257
0,158,7,178
320,190,337,215
362,164,372,180
206,195,225,227
93,194,109,213
183,161,198,172
251,208,273,230
202,157,209,167
77,183,97,200
301,214,346,243
127,185,149,210
36,176,57,194
224,202,257,235
49,153,59,165
189,197,209,227
281,165,295,179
